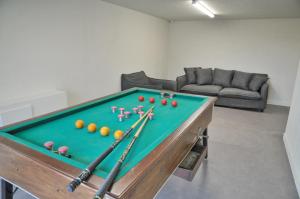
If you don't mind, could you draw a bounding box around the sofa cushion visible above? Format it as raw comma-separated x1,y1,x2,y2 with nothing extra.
184,67,201,84
196,68,213,85
231,71,253,90
219,88,261,100
181,84,223,96
249,74,268,91
124,71,149,84
213,68,234,87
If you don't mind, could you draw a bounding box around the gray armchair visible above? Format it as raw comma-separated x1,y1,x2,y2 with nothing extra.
121,71,176,91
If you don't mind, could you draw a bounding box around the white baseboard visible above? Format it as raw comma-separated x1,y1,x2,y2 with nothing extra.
283,133,300,198
268,99,290,107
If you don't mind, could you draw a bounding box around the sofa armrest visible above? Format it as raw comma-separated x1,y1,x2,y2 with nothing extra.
148,77,176,91
176,75,187,91
260,82,269,108
260,82,269,99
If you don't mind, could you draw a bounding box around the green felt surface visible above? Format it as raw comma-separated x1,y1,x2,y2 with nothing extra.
0,89,207,180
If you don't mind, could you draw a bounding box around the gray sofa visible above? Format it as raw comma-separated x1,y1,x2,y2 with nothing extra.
177,68,269,111
121,71,177,91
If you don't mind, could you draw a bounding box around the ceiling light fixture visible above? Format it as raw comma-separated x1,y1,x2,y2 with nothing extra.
192,0,215,18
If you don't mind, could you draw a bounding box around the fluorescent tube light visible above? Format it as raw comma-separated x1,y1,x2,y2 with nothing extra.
192,0,215,18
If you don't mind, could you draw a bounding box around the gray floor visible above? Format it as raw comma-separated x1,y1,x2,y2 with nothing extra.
1,105,298,199
156,105,299,199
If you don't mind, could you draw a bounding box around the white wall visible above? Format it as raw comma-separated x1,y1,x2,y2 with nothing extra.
284,61,300,196
167,19,300,106
1,1,300,107
0,0,169,105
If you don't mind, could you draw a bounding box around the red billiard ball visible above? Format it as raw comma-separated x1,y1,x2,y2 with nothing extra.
138,96,144,102
149,97,155,103
171,100,178,107
161,99,167,105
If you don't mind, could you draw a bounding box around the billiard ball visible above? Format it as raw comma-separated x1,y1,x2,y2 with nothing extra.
171,100,178,107
75,120,84,129
149,97,155,103
88,123,97,133
138,96,144,102
161,99,167,105
100,126,110,136
114,130,124,140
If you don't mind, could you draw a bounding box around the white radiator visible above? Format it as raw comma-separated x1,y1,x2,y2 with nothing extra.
0,104,32,127
0,90,68,127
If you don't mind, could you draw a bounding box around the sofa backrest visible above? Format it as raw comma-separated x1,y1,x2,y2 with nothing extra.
182,67,269,91
121,71,149,84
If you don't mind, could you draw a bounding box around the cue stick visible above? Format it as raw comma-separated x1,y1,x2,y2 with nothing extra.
94,110,151,199
66,105,154,192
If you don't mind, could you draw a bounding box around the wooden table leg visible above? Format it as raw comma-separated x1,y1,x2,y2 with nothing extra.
1,179,13,199
203,128,208,159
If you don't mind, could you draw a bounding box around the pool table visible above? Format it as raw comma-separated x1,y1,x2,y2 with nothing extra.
0,88,216,199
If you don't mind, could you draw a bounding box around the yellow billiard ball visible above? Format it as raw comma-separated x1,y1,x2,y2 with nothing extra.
114,130,124,140
88,123,97,133
100,126,110,136
75,120,84,129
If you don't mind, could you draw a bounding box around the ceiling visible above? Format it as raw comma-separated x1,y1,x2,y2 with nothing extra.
102,0,300,21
